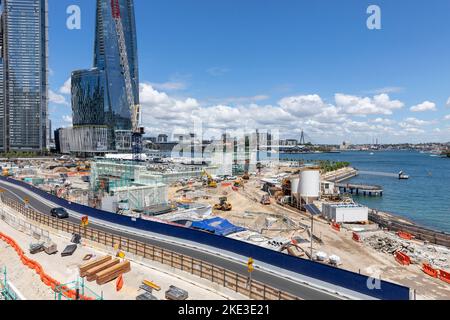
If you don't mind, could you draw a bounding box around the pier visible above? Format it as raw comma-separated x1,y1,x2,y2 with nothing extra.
336,183,383,197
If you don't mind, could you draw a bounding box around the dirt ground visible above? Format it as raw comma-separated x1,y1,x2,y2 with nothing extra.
0,209,247,301
168,169,450,300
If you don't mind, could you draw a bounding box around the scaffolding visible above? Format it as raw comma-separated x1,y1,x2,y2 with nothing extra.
91,159,140,191
1,267,18,300
54,277,103,300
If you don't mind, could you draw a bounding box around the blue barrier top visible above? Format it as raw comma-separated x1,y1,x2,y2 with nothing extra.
0,176,410,300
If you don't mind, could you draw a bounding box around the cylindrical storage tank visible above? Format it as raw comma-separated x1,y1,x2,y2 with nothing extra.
300,167,320,199
290,177,300,194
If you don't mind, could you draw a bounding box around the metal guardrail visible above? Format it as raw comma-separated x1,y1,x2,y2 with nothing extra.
0,203,50,243
2,197,300,300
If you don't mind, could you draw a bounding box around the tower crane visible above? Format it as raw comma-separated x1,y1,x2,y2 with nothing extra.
111,0,144,161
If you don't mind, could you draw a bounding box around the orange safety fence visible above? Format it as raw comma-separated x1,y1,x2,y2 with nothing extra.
0,231,93,300
395,251,411,266
422,263,438,278
439,269,450,285
397,231,413,241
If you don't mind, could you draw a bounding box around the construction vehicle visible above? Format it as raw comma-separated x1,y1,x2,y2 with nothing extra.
260,195,271,205
234,178,243,188
201,170,217,188
213,197,232,211
2,168,11,177
111,0,144,162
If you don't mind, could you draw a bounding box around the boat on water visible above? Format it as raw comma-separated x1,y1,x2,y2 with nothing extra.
398,171,409,180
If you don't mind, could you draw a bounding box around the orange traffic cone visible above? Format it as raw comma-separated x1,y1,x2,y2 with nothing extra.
116,274,124,292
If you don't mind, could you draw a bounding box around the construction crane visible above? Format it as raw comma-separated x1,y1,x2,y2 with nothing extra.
111,0,144,161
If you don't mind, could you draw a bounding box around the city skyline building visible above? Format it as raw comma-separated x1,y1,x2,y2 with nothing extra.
0,0,49,152
62,0,139,154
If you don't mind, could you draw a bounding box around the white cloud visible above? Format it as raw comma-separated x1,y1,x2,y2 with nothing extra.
335,93,404,115
59,78,71,95
372,118,396,125
401,117,432,126
150,81,187,91
137,83,448,143
367,87,404,94
444,114,450,120
447,98,450,107
279,94,329,117
410,101,437,112
62,115,72,123
208,95,270,105
404,127,425,134
49,90,69,105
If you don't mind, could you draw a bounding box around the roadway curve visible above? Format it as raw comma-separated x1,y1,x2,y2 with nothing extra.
0,180,345,300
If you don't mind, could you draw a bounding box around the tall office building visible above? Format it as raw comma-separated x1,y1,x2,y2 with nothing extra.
61,0,139,154
0,0,49,152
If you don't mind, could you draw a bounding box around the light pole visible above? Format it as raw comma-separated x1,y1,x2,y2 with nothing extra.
310,212,314,260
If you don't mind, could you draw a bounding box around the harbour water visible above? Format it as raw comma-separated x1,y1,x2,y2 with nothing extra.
280,151,450,233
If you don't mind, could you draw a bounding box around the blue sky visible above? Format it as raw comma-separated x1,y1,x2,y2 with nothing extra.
49,0,450,144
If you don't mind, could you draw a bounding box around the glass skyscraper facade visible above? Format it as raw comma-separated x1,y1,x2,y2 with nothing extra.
70,0,139,151
72,68,108,127
0,0,48,152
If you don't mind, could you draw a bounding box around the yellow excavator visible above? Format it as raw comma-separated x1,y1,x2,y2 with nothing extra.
202,170,217,188
214,197,232,211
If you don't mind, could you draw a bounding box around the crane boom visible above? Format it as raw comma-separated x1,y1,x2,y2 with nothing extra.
111,0,143,160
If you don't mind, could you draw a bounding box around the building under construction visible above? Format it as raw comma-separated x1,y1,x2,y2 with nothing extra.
90,159,218,215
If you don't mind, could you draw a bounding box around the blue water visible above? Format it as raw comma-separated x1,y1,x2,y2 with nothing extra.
280,151,450,233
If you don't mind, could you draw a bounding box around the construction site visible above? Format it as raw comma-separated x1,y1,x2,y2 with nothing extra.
1,154,450,300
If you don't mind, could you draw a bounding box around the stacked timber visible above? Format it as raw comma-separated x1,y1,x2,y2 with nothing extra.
79,256,112,277
96,261,131,285
86,259,120,282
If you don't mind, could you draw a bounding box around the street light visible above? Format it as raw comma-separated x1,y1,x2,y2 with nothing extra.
304,204,321,261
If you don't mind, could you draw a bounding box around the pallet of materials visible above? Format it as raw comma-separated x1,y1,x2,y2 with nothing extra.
136,292,158,300
96,261,131,285
79,255,112,277
86,259,121,282
165,285,188,300
61,244,77,257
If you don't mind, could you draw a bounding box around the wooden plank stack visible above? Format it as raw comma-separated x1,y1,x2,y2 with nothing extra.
79,255,131,285
79,256,112,277
96,261,131,285
86,259,120,282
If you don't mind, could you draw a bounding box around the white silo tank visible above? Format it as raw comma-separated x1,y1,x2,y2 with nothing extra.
300,167,321,199
290,177,300,194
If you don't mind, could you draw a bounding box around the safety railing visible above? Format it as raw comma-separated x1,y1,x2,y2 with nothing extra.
2,197,299,300
0,202,50,243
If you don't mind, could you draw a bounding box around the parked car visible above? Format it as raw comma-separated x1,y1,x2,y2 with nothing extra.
50,207,69,219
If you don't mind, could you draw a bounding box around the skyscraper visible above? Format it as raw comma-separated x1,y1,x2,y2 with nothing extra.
0,0,49,152
66,0,139,153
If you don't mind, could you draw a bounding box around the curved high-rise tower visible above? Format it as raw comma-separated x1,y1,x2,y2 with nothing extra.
68,0,139,153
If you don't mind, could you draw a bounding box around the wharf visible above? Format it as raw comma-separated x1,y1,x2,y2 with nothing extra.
336,183,383,197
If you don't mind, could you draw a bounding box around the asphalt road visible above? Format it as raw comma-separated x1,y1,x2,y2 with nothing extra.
0,180,344,300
